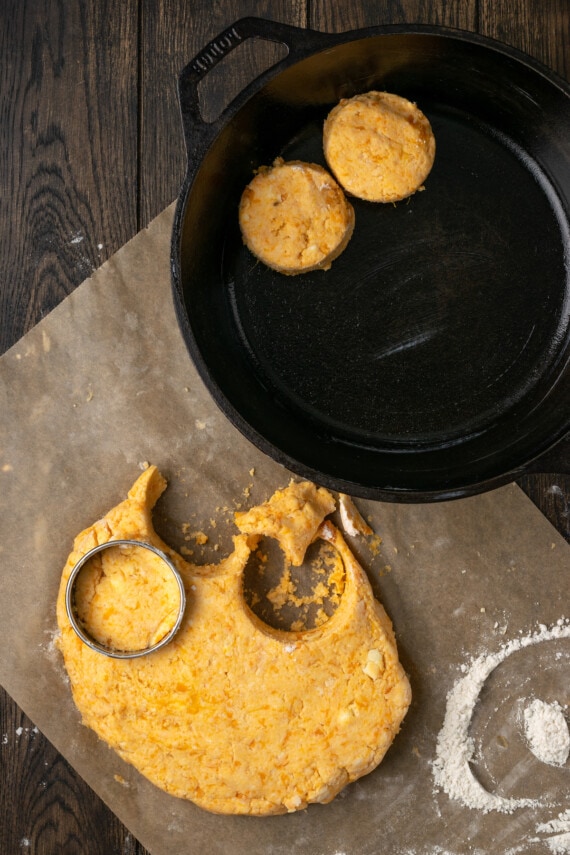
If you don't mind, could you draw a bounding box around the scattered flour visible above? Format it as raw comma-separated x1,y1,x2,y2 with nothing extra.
531,810,570,853
523,699,570,767
432,619,570,813
10,725,39,740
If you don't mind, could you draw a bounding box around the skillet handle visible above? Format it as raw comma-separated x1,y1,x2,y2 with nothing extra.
178,17,333,156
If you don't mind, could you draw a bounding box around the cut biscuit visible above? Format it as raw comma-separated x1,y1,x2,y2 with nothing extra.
238,158,355,274
323,91,436,202
56,468,411,816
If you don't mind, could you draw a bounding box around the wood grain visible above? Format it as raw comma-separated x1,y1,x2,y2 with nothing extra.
0,0,139,354
0,1,568,853
479,0,570,80
310,0,477,31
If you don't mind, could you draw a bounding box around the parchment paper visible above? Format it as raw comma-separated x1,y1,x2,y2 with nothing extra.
0,205,569,855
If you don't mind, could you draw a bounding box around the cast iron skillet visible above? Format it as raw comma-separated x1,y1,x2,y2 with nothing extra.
171,17,570,502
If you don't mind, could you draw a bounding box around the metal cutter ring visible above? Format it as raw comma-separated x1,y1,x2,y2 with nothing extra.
65,539,186,659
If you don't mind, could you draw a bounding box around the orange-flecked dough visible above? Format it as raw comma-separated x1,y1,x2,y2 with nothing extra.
56,467,411,816
235,480,336,566
71,541,181,652
238,158,355,274
323,91,436,202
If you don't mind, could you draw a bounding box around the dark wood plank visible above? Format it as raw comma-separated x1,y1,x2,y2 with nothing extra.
310,0,477,31
0,695,140,855
0,0,139,355
518,473,570,543
479,0,569,81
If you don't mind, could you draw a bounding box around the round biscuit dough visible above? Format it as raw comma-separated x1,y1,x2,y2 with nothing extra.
238,158,354,274
323,91,436,202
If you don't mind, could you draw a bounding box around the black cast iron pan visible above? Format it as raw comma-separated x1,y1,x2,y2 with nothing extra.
171,17,570,502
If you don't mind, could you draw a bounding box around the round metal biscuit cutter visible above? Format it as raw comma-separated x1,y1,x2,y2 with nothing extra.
65,539,186,659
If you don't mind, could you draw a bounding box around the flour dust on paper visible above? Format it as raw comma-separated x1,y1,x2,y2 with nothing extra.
429,619,570,854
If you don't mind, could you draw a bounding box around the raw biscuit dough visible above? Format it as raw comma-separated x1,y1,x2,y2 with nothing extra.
56,467,411,816
323,91,436,202
71,540,182,653
238,158,355,274
235,479,336,566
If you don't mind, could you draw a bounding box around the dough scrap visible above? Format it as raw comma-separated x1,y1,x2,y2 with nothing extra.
56,467,411,815
235,479,336,566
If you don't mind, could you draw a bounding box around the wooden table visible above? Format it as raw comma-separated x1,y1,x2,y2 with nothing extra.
1,1,568,852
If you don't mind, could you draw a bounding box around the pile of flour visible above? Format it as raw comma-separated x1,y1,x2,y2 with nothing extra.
523,698,570,767
432,619,570,814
